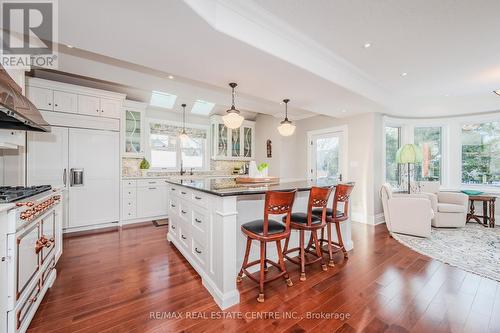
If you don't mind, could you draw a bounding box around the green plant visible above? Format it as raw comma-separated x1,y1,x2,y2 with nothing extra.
257,162,268,172
139,158,150,170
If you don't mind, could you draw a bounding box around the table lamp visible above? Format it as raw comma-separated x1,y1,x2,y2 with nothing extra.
396,144,422,194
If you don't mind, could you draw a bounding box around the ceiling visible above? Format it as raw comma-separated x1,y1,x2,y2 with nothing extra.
54,0,500,119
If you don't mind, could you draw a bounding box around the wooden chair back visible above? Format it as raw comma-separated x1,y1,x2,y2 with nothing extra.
263,190,297,236
332,183,355,218
307,186,334,226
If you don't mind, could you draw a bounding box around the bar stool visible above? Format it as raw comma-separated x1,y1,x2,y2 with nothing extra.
237,190,297,303
283,186,334,281
312,183,355,266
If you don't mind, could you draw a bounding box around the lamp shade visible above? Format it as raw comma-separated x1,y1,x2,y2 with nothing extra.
396,144,422,164
277,120,296,136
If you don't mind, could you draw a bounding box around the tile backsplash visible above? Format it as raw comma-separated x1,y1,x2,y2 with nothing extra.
122,157,249,177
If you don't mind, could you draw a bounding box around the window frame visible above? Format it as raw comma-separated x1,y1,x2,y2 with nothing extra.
145,118,210,171
383,125,402,186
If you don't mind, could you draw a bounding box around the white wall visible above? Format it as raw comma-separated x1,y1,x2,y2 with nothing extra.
255,112,385,225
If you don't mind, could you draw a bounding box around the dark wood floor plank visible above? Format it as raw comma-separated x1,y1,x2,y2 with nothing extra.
27,222,499,333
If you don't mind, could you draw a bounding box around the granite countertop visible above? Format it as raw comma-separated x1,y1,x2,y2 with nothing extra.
165,177,338,197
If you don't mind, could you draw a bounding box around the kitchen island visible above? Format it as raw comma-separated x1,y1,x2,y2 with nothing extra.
165,178,352,309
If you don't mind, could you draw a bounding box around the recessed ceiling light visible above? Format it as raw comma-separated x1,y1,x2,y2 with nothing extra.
494,90,500,96
444,94,450,97
168,75,175,80
341,109,347,113
401,72,408,77
66,44,74,48
363,43,371,48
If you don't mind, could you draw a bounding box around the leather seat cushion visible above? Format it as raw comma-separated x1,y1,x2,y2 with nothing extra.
312,208,345,218
242,219,286,235
284,212,321,224
438,203,467,213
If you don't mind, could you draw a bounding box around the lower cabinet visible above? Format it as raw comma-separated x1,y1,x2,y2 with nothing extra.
121,179,169,223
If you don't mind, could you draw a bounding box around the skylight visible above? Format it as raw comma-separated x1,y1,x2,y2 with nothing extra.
191,100,215,116
150,91,177,109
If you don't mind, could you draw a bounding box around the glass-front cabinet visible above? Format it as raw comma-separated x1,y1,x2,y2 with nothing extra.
210,115,255,160
122,100,146,157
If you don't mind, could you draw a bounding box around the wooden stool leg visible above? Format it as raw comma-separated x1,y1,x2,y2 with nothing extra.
299,230,306,281
320,227,325,247
257,241,265,302
335,222,348,259
276,240,293,287
237,237,252,282
305,231,314,252
327,223,335,267
312,230,327,271
263,242,268,272
283,234,290,253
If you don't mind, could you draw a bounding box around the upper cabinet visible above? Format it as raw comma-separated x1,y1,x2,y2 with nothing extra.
210,115,255,160
122,100,146,158
26,78,125,120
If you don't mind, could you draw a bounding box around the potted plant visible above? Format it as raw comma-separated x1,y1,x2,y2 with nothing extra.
139,158,150,177
256,162,269,178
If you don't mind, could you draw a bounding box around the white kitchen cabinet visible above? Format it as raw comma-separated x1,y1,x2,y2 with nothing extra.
0,130,25,149
210,115,255,160
27,86,53,110
53,90,78,114
78,95,101,117
137,185,168,218
121,179,169,223
100,98,122,119
122,100,146,157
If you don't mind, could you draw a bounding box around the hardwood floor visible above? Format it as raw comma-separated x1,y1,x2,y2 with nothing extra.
28,222,500,333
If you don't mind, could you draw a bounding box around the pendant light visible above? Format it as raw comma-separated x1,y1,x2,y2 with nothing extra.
179,103,189,141
277,99,296,136
222,82,244,129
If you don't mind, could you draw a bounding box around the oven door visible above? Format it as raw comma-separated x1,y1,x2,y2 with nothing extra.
6,219,40,310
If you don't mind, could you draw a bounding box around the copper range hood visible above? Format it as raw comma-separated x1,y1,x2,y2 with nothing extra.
0,66,50,132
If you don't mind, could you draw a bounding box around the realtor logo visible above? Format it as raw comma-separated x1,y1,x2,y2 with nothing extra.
0,0,58,69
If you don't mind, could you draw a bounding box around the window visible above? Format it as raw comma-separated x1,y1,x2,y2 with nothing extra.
414,127,442,181
149,122,208,170
385,126,401,186
462,122,500,185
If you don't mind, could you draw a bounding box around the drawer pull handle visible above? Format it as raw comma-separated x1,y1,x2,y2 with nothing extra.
181,235,187,240
195,196,202,200
148,181,155,184
171,204,176,208
171,225,176,230
171,188,176,191
29,296,38,303
181,191,187,195
195,218,202,223
195,247,202,254
181,210,187,214
148,187,157,190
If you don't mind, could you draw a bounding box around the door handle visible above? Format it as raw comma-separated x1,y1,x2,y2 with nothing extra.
63,168,67,186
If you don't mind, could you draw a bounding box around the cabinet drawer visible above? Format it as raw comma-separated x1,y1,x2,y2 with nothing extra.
191,208,208,245
123,187,136,198
122,180,137,188
41,257,55,287
191,192,208,206
178,227,190,250
169,197,178,213
14,281,41,331
137,179,164,187
178,188,191,199
179,200,191,221
169,218,178,237
121,200,137,220
192,239,207,268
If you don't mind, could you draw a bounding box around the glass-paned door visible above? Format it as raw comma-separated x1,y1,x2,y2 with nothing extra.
243,127,252,158
309,131,344,181
125,110,142,154
231,128,241,157
217,124,227,156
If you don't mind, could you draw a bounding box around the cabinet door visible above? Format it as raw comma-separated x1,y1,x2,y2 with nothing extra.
124,109,143,155
53,90,77,114
68,128,119,228
77,95,100,117
231,128,241,158
242,126,253,158
217,124,228,157
137,186,167,218
27,86,53,110
100,98,121,119
27,126,69,187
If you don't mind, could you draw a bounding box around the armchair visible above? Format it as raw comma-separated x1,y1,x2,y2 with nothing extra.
418,182,468,228
380,184,433,237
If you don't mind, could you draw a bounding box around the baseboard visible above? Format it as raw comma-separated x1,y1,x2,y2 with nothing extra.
352,211,386,225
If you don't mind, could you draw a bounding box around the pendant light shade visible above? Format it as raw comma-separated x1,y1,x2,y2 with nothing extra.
222,82,244,129
179,103,189,141
277,99,296,136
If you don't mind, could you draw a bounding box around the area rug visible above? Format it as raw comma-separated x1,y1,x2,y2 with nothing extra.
392,224,500,281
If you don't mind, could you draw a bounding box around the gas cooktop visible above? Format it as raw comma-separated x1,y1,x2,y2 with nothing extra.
0,185,52,203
